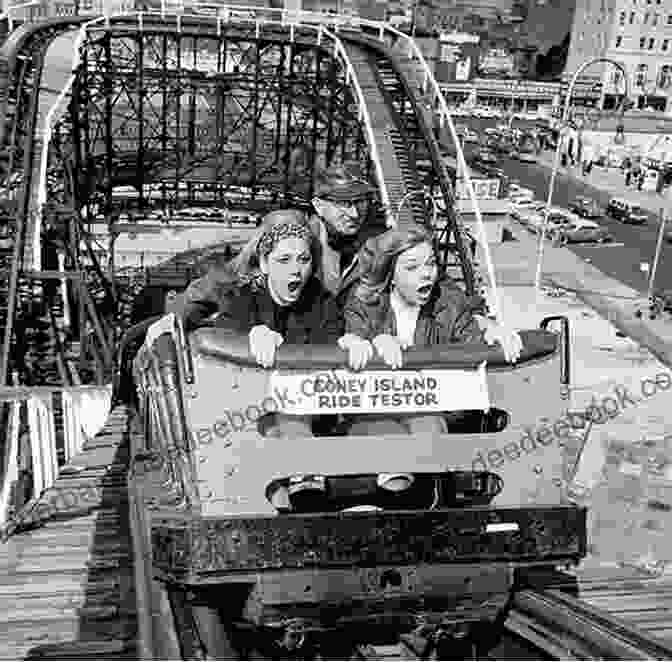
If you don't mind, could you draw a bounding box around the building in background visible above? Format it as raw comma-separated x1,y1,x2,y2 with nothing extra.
435,32,481,83
565,0,672,113
299,0,386,20
479,46,515,77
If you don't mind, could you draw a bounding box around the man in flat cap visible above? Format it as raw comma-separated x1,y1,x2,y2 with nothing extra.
306,163,386,306
175,164,383,329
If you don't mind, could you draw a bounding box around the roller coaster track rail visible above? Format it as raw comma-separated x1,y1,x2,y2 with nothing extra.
0,15,90,386
173,584,672,660
0,8,671,659
6,0,504,320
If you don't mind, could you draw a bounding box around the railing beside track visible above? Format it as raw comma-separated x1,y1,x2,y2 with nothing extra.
140,3,505,323
8,0,505,322
0,382,112,534
0,17,135,385
66,11,394,226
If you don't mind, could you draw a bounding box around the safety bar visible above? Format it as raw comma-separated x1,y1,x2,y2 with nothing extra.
189,327,557,371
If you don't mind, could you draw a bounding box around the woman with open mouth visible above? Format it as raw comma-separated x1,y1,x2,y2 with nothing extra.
343,225,523,436
178,208,372,438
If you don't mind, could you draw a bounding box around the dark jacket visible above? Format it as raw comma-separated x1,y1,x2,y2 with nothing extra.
177,214,386,327
178,262,240,330
306,213,388,309
184,275,344,345
344,277,487,346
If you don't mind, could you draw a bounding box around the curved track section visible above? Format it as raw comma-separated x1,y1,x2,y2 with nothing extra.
341,29,476,291
0,18,87,385
166,584,672,660
6,9,672,661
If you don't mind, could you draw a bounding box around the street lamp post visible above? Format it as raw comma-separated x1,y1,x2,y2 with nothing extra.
533,58,629,295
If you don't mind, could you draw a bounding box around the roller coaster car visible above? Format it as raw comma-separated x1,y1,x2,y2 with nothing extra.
128,315,587,658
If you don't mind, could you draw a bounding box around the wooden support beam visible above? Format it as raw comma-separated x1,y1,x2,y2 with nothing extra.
0,384,110,402
0,269,85,280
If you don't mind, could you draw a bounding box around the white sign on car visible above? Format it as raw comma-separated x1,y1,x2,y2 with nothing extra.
268,365,490,416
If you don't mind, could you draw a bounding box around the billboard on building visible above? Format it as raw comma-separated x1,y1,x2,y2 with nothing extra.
434,33,480,84
479,47,515,78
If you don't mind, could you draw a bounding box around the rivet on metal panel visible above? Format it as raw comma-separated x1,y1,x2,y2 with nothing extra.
533,465,543,474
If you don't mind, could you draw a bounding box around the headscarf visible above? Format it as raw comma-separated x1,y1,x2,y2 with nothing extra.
231,209,319,290
257,222,313,259
353,225,439,305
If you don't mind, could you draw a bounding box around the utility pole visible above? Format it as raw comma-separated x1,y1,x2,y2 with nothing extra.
647,208,667,302
535,57,629,295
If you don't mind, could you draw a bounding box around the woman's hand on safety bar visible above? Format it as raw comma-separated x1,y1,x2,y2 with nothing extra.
477,317,523,364
338,334,374,371
249,325,284,368
372,334,404,369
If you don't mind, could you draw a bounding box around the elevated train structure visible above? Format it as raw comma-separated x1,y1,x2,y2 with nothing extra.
0,4,671,659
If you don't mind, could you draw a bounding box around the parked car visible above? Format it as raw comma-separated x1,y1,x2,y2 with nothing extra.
476,150,498,165
569,197,603,219
623,205,649,224
540,211,575,236
462,128,479,143
552,219,612,244
508,184,535,199
510,201,541,220
509,194,535,208
523,211,548,233
517,151,537,163
607,197,648,224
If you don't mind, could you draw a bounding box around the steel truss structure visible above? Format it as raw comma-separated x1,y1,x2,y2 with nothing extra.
1,9,488,390
59,21,374,220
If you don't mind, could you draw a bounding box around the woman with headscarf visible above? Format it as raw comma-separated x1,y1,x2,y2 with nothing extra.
177,209,371,436
343,225,522,435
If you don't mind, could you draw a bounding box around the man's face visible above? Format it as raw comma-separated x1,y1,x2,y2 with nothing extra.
315,196,368,238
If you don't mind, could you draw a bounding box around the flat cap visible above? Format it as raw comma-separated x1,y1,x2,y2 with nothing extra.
313,163,375,202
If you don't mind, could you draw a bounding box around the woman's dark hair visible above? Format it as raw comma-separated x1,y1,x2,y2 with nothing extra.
353,225,440,305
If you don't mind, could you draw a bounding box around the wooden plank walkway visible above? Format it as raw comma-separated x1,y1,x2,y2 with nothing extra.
0,406,138,660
